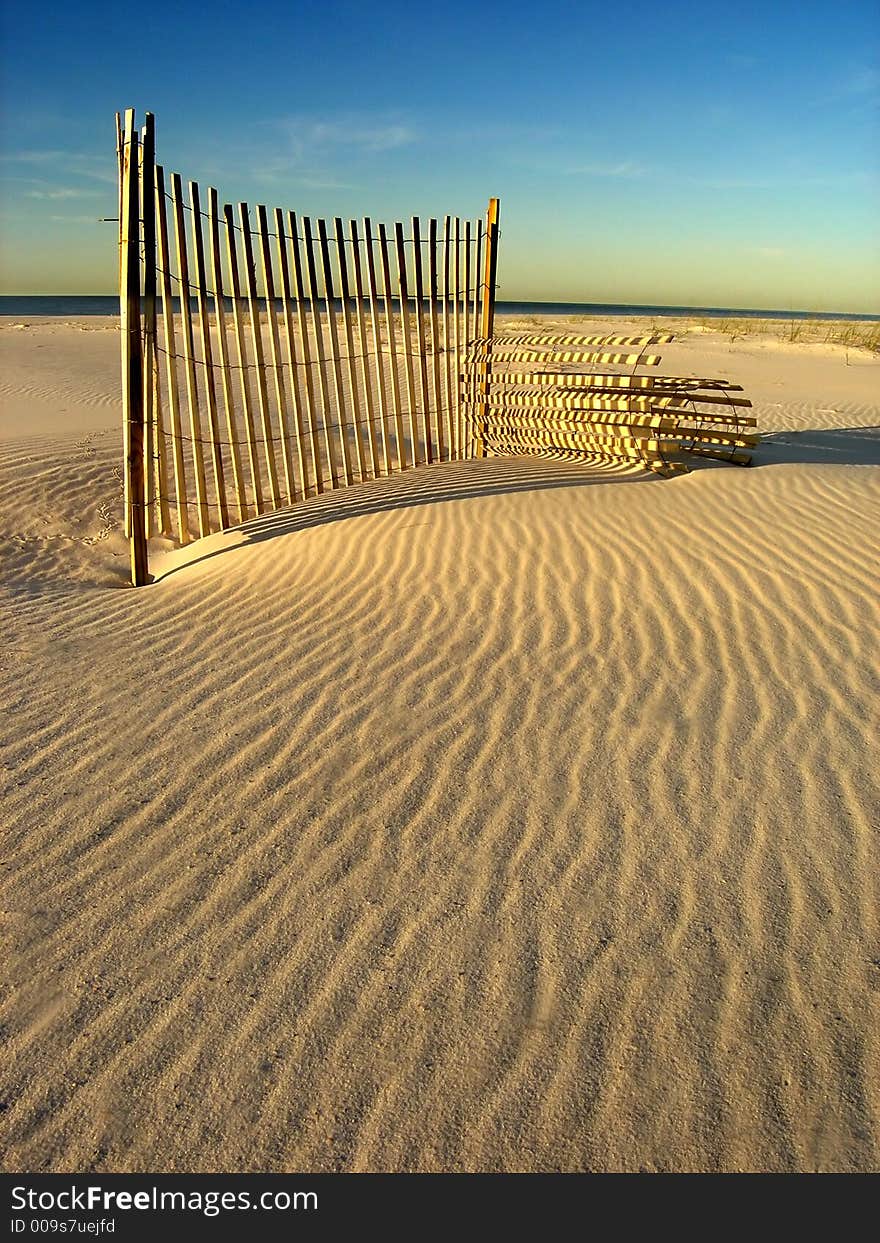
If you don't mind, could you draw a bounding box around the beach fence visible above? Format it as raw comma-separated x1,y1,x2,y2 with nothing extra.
117,109,500,585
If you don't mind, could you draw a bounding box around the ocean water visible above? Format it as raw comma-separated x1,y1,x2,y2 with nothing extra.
0,295,876,322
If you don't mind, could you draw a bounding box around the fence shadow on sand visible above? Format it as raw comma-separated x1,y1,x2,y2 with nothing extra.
153,455,652,582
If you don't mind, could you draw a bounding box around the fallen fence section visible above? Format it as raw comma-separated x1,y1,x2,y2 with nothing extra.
461,333,757,473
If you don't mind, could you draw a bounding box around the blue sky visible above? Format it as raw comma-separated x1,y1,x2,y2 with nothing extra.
1,0,878,310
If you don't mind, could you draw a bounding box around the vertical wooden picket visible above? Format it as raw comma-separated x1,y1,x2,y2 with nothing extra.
394,222,421,466
474,197,500,459
238,201,281,508
377,222,406,472
170,171,211,536
348,219,380,477
411,217,433,464
223,203,264,513
363,218,393,476
120,110,149,585
274,207,311,500
334,217,369,481
190,180,229,529
208,186,248,522
288,212,324,494
428,218,445,461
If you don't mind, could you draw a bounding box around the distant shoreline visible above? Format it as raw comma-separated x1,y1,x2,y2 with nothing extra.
1,295,877,322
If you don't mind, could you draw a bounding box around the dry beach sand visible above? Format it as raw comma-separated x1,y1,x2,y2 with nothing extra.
1,314,878,1172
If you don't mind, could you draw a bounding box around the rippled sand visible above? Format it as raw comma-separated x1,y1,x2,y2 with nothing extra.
1,316,878,1171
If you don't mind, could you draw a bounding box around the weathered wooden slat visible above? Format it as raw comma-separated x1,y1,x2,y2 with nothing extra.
170,171,210,536
334,217,369,480
411,216,433,464
474,347,664,366
155,165,189,543
239,201,281,508
287,211,324,494
255,203,296,505
660,426,760,448
274,206,311,500
363,217,392,475
427,218,445,461
377,222,406,472
317,217,355,486
464,402,674,430
487,425,665,460
479,412,673,440
349,219,380,477
120,111,149,583
476,368,747,399
394,221,421,466
667,443,752,465
303,216,342,487
473,198,500,460
471,218,482,344
461,388,758,425
441,215,455,456
208,187,247,522
190,181,229,529
223,203,264,512
463,219,471,341
140,113,162,537
486,332,676,348
452,216,462,456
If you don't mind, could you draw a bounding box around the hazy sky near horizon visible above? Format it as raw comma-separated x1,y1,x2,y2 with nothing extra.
1,0,878,311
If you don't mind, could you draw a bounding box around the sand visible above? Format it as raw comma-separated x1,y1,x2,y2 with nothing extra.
1,314,878,1172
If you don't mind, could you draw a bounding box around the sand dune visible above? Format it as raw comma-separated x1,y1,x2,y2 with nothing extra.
1,315,878,1171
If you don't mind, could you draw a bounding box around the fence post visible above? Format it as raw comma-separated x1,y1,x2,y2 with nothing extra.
120,109,150,586
474,197,499,459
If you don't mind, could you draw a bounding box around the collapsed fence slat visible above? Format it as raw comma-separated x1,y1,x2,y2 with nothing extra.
349,219,381,478
334,217,369,481
171,171,211,536
377,222,406,472
223,203,264,513
190,181,229,529
207,187,248,523
287,212,324,494
155,165,190,544
256,203,296,505
274,206,311,500
238,201,281,509
363,218,392,476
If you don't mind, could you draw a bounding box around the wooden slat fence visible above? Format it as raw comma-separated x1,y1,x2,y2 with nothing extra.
119,109,499,584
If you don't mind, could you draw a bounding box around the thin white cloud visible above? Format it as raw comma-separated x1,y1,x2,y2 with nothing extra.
565,161,645,178
26,187,93,200
279,116,417,157
0,150,116,185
